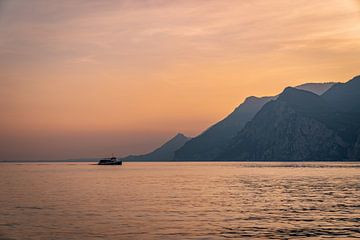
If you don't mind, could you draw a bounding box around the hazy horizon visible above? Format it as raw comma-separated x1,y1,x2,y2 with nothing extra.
1,0,360,161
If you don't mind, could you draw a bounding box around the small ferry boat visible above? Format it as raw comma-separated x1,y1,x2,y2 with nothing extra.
98,157,122,165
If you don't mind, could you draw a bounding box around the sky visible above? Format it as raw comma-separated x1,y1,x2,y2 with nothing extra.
0,0,360,161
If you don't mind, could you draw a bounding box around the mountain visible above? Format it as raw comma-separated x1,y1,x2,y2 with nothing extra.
174,82,336,161
217,88,347,160
174,96,274,160
295,82,337,95
322,76,360,112
121,133,190,161
216,76,360,161
321,75,360,149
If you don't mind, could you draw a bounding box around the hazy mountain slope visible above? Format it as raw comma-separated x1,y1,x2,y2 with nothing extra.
322,75,360,113
216,76,360,161
174,82,337,161
217,88,348,161
295,82,337,95
174,96,274,160
320,76,360,144
121,133,190,161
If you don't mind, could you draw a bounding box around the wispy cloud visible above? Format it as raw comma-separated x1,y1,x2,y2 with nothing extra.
0,0,359,160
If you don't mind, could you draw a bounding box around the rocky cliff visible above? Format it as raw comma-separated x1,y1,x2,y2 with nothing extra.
174,96,274,160
217,89,348,160
174,82,337,161
216,76,360,161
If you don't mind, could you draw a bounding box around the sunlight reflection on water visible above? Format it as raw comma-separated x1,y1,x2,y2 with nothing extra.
0,162,360,239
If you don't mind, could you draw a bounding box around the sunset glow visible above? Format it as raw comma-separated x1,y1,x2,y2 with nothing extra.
1,0,360,160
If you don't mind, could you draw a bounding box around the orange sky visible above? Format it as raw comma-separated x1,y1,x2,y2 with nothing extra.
1,0,360,160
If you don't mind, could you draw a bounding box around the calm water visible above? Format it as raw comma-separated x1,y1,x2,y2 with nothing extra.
1,162,360,239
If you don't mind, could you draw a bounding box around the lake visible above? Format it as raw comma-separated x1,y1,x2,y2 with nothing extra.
0,162,360,239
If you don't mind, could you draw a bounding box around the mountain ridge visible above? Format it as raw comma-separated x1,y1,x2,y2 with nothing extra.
174,96,274,160
216,76,360,161
174,82,336,161
121,133,190,161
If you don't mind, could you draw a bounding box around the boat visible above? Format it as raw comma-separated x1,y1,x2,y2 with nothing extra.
98,156,122,165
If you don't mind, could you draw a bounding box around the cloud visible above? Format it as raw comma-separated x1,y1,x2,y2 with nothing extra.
1,0,360,160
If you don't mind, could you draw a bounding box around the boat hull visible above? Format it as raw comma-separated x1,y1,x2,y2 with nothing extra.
98,160,122,165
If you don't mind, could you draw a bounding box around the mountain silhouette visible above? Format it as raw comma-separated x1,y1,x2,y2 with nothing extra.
174,96,274,160
174,82,336,161
322,75,360,157
217,88,346,160
322,76,360,112
216,76,360,161
121,133,190,161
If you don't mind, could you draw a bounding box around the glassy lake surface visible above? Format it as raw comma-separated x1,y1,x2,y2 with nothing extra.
1,162,360,239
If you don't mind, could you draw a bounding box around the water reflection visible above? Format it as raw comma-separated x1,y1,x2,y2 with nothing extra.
0,162,359,239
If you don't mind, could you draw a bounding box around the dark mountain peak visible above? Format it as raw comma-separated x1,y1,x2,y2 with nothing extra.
350,75,360,81
172,133,190,141
278,87,331,113
347,75,360,87
216,96,348,161
244,95,273,102
327,75,360,91
244,96,260,103
174,95,274,160
242,95,274,105
279,87,319,101
322,74,360,112
234,96,275,112
121,133,190,161
161,133,190,147
324,75,360,92
281,86,299,94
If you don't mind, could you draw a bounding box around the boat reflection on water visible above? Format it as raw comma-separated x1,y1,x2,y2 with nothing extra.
98,157,122,165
